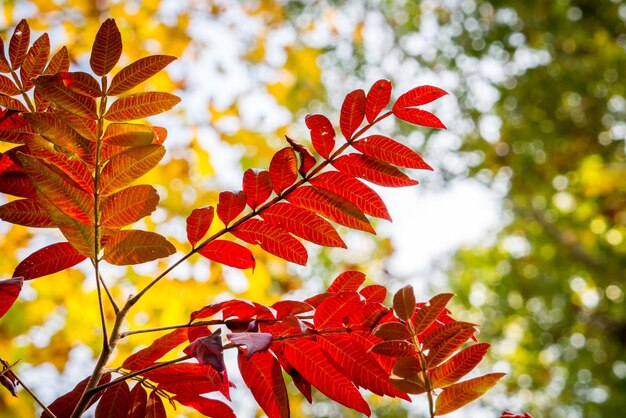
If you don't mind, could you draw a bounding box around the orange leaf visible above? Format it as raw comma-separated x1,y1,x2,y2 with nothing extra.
33,75,97,119
411,293,454,335
393,85,448,111
186,206,215,247
198,240,255,270
340,89,366,140
20,34,50,91
352,135,433,170
0,74,20,96
0,95,28,112
309,171,391,220
286,186,374,233
55,108,98,141
0,37,10,72
365,79,392,123
13,242,87,280
103,230,175,265
232,218,307,265
430,343,490,389
391,355,421,378
57,72,102,97
101,185,159,228
426,326,477,368
242,169,273,209
99,144,165,195
327,271,366,293
90,18,122,76
434,373,505,416
305,114,335,159
44,46,70,75
269,147,298,195
394,107,446,129
261,202,345,248
332,153,418,187
238,350,289,418
122,328,188,371
9,20,30,70
217,191,247,225
0,198,55,227
286,135,316,176
105,92,181,121
393,285,416,321
108,55,176,95
39,203,95,257
103,123,154,146
422,321,477,350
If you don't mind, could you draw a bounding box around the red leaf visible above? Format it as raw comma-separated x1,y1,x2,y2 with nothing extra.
228,333,273,358
20,34,50,91
142,363,224,398
0,171,36,198
391,355,422,378
271,300,313,318
500,412,533,418
0,36,10,72
14,242,86,280
57,71,102,97
190,299,259,321
95,381,131,418
186,206,215,247
332,153,418,187
394,107,446,129
242,169,273,209
101,185,159,228
0,75,20,96
174,395,235,418
42,373,111,418
286,186,374,233
183,330,225,373
305,114,335,158
33,75,97,119
44,46,70,75
0,198,55,228
198,240,256,270
411,293,454,335
426,326,477,368
103,230,175,265
90,18,122,76
422,322,476,350
372,322,411,341
430,343,491,389
145,391,166,418
327,271,366,293
122,328,188,371
55,108,98,141
285,135,316,176
370,340,417,357
340,89,366,140
127,384,148,418
314,292,363,329
434,373,505,416
100,144,165,195
105,92,181,121
238,350,289,418
393,285,416,321
103,123,154,146
352,135,433,170
217,191,247,225
232,218,307,265
360,284,386,303
0,277,23,319
365,79,392,123
283,338,370,416
108,55,176,96
393,85,448,110
261,202,345,248
269,147,298,195
9,20,30,70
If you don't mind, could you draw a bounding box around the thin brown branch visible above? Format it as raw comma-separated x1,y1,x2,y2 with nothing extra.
0,358,57,418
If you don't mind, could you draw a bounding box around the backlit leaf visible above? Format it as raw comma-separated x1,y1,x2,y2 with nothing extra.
103,230,175,265
145,391,166,418
360,285,386,303
393,85,448,110
174,395,235,418
198,240,256,270
95,381,130,418
314,292,362,329
286,135,316,176
183,330,225,373
0,37,10,72
269,147,298,195
122,328,188,371
372,322,411,341
365,79,392,123
0,75,20,95
352,135,433,170
101,185,159,228
422,322,477,350
430,343,490,389
41,203,95,257
0,198,54,227
55,108,97,141
394,107,446,129
100,144,165,195
90,18,122,76
127,384,148,418
217,191,247,225
232,219,307,265
102,123,154,146
105,92,181,121
42,373,111,418
56,72,102,97
228,332,273,358
340,89,366,140
261,202,346,248
370,340,416,357
426,326,477,368
434,373,505,416
108,55,176,95
393,285,416,321
238,350,289,418
186,206,215,247
411,293,454,335
242,169,273,209
13,242,87,280
33,75,97,119
391,355,421,378
286,186,374,233
44,46,70,75
9,20,30,70
271,300,313,318
305,114,335,159
0,170,37,198
327,270,366,293
332,154,418,187
0,277,23,319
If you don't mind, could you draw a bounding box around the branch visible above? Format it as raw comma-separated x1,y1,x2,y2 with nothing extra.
0,358,57,418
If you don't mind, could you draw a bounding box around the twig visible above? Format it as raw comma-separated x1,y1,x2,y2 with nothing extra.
0,358,57,418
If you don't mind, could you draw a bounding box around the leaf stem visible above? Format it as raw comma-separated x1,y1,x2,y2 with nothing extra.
0,358,57,418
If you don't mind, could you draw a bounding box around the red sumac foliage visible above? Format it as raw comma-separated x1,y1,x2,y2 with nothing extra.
0,19,527,418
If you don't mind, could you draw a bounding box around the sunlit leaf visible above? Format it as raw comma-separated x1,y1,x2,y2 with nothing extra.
393,285,416,321
42,373,111,418
286,135,316,176
217,190,247,225
372,322,411,341
102,123,154,146
9,20,30,70
127,384,148,418
186,206,215,247
0,198,54,227
103,230,175,265
101,185,159,228
430,343,491,389
108,55,176,96
305,114,335,159
269,147,298,195
434,373,505,416
105,92,181,121
314,292,362,329
90,18,122,76
20,33,50,91
100,144,165,195
327,271,366,293
393,85,448,110
0,277,23,319
33,75,97,119
238,349,289,418
370,340,416,357
332,154,419,187
145,391,166,418
95,381,130,418
57,72,101,97
352,135,433,170
242,169,273,209
411,293,454,335
232,218,307,265
174,395,235,418
366,79,392,123
198,240,256,270
394,107,446,129
340,89,366,140
13,242,87,280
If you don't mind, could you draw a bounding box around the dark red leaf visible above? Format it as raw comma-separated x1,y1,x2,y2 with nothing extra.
127,384,148,418
340,89,366,140
0,37,10,72
232,218,307,265
269,147,298,195
0,198,55,228
365,79,392,123
0,277,23,319
190,299,259,321
393,85,448,111
286,135,316,176
370,340,417,357
411,293,454,335
332,153,419,187
198,240,256,270
305,114,335,159
238,350,289,418
327,271,366,293
142,363,225,399
217,191,246,225
422,321,477,350
394,107,446,129
42,373,111,418
183,329,225,373
90,18,122,76
174,395,235,418
391,355,422,378
426,326,477,368
145,391,166,418
122,328,188,371
228,332,272,358
9,20,30,70
186,206,215,247
14,242,87,280
372,322,411,341
352,135,433,170
242,169,273,209
393,285,416,321
20,34,50,91
95,381,130,418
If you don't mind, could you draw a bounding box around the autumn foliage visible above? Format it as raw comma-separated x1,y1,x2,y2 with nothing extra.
0,19,521,418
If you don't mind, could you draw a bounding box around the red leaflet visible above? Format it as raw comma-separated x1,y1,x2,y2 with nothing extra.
122,328,188,371
434,373,505,416
104,92,181,122
393,85,448,111
0,171,36,198
145,362,229,400
199,240,256,270
352,135,433,170
190,299,259,321
426,326,477,368
0,37,10,72
14,242,86,280
44,46,70,75
20,34,49,91
411,293,454,335
57,72,102,97
370,340,416,357
394,107,446,129
186,206,214,247
0,74,20,96
95,381,130,418
232,218,307,265
99,144,165,195
269,147,298,195
0,198,55,227
183,330,225,373
108,55,177,96
271,300,313,318
422,321,476,350
261,202,346,248
340,89,366,140
42,373,111,418
314,292,363,329
90,18,122,76
372,322,411,341
305,114,335,158
174,395,235,418
360,284,386,303
103,230,175,265
101,185,159,228
127,384,148,418
0,277,23,319
33,75,97,119
429,343,490,389
283,338,371,416
228,333,273,358
9,20,29,70
327,270,366,293
217,191,247,225
286,186,374,233
332,154,418,187
286,135,316,176
365,79,392,123
238,350,289,418
393,285,416,321
103,123,154,146
145,391,166,418
242,169,273,209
